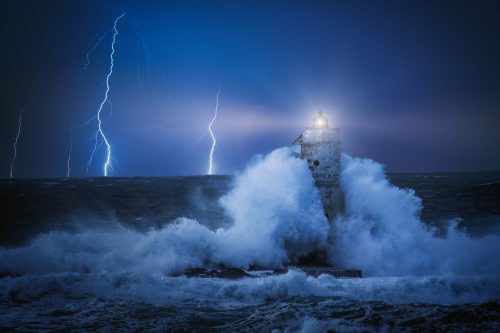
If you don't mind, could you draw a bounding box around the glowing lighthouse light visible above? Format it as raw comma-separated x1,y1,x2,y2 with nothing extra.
313,111,328,128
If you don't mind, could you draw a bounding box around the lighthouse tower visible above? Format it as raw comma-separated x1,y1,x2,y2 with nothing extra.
294,112,343,222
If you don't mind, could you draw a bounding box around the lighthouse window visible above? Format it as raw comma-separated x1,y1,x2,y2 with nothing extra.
313,160,320,166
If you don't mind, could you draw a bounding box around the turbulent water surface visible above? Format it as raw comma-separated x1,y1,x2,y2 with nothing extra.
0,148,499,332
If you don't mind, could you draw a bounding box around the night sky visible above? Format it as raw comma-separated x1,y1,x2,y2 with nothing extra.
1,0,499,177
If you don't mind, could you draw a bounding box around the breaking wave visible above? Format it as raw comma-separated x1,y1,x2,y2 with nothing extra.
0,147,329,275
1,270,498,306
333,154,500,276
0,147,499,307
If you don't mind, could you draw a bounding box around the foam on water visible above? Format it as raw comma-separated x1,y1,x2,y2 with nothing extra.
0,147,499,307
333,154,500,276
0,147,329,275
1,270,498,306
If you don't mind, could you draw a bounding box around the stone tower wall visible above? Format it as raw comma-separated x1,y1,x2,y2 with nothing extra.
300,127,342,222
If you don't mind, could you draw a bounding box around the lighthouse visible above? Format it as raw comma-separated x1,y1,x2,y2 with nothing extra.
294,112,343,222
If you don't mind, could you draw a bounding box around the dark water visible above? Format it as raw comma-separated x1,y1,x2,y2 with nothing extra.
0,173,499,332
388,172,500,236
0,176,233,246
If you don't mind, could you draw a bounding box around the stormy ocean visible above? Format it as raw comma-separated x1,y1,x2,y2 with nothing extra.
0,148,499,332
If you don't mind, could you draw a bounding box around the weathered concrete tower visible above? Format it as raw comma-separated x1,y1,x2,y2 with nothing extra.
294,112,343,222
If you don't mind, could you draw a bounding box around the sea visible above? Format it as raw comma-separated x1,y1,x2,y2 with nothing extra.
0,148,499,332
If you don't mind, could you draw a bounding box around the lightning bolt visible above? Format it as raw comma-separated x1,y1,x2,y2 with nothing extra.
86,12,126,177
135,32,171,113
64,116,97,176
136,57,148,115
139,35,169,96
66,127,73,178
82,29,112,70
76,28,111,165
208,88,221,175
9,111,23,179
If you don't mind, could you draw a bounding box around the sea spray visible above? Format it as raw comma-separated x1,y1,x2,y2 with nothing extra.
0,147,500,316
217,147,330,267
0,147,329,274
333,153,500,276
0,148,499,279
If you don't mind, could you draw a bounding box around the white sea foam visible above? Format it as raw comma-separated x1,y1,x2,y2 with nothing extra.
216,147,329,267
0,147,499,306
0,270,497,306
0,147,329,275
332,154,500,276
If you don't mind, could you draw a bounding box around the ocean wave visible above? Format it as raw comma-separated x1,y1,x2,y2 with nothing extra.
0,147,329,275
0,147,499,310
332,154,500,276
1,270,498,306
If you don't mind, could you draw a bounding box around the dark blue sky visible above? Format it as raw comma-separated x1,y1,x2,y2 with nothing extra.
1,0,499,177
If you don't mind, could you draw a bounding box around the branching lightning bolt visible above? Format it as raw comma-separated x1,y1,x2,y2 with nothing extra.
9,111,23,179
135,32,172,107
136,57,148,115
135,33,150,115
77,28,111,155
87,12,126,177
66,127,73,178
82,29,112,70
208,88,221,175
